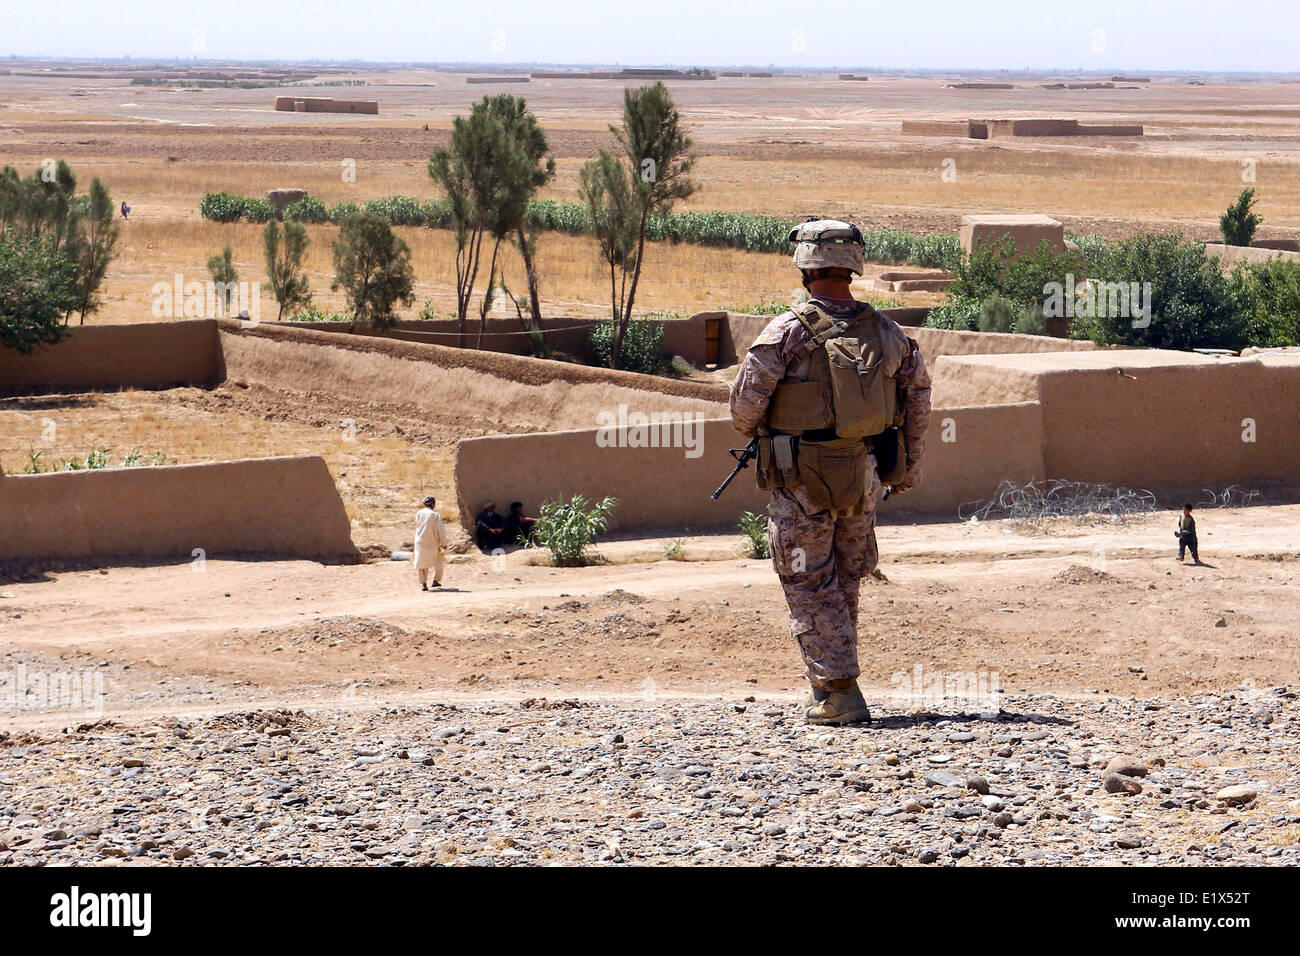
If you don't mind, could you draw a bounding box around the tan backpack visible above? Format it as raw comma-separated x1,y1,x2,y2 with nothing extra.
767,301,900,440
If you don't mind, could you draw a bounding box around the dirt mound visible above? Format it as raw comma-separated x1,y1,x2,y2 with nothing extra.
1049,564,1115,586
203,708,306,732
265,616,414,648
595,589,646,607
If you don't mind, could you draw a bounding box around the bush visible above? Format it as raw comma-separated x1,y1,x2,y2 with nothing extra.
1070,234,1247,350
976,295,1018,334
1220,187,1262,247
531,495,618,567
589,317,666,374
289,307,351,323
0,236,76,353
924,293,981,331
241,198,275,223
738,511,769,559
1234,257,1300,347
1013,302,1047,336
327,201,360,224
284,195,328,224
198,191,249,223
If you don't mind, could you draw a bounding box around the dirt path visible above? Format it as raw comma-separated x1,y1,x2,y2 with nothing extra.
4,505,1296,732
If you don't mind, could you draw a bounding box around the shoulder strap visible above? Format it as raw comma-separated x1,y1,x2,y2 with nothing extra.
791,301,879,362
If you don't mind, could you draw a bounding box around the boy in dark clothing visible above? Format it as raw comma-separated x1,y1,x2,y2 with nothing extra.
504,501,537,546
475,501,507,553
1176,503,1200,564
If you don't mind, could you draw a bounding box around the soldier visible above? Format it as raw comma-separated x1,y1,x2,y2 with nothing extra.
729,218,932,725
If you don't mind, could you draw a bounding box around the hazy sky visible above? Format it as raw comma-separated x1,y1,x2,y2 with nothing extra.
4,0,1296,72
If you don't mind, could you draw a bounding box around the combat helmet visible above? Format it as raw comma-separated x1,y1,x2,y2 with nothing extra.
789,217,865,276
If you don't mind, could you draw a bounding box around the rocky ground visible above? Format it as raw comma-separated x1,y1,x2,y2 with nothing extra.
2,688,1296,867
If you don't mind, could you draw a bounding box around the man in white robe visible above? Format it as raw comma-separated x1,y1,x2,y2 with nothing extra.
413,496,447,590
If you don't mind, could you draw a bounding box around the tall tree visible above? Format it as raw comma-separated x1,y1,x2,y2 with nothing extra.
608,82,697,368
263,219,312,321
489,95,555,355
579,151,638,345
66,178,120,324
429,94,554,350
207,244,239,317
331,212,415,327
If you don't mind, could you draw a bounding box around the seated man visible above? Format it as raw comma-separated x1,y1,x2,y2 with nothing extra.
504,500,538,546
475,501,508,553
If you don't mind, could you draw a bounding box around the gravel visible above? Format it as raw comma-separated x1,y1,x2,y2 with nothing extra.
0,688,1295,866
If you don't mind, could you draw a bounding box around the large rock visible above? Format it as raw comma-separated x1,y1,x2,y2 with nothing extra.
1104,757,1149,778
1102,772,1143,795
1216,784,1258,806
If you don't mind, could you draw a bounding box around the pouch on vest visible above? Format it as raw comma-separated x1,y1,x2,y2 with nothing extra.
767,380,832,433
756,435,800,490
871,427,907,486
824,333,897,440
796,438,868,514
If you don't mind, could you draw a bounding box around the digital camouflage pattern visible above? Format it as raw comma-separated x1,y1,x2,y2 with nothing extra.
729,297,932,689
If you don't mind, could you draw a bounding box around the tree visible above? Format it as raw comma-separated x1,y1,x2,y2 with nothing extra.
65,177,120,324
1220,187,1262,247
0,236,77,353
579,151,638,348
429,95,556,350
489,96,555,354
207,243,239,317
608,81,697,368
263,219,312,321
0,162,119,325
331,212,415,327
428,98,511,346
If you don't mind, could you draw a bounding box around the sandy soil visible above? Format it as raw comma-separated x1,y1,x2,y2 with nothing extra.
4,501,1296,731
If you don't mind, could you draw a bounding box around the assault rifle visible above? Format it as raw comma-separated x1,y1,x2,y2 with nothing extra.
710,437,760,500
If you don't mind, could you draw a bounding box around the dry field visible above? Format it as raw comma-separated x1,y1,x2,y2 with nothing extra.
4,68,1300,325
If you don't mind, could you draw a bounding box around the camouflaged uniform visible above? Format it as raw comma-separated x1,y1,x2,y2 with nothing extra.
729,297,932,689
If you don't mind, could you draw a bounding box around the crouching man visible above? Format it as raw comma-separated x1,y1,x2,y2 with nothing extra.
729,218,932,725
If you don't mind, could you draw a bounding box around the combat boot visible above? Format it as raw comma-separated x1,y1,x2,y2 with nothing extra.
805,678,870,726
804,684,830,708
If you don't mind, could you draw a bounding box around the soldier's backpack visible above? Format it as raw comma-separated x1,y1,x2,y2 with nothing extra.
767,300,901,441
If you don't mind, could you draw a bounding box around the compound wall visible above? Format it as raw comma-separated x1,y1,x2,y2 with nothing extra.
218,321,727,434
453,401,1046,532
0,320,223,392
935,350,1300,489
0,455,358,562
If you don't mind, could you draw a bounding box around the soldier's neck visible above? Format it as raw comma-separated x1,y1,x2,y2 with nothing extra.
806,279,856,303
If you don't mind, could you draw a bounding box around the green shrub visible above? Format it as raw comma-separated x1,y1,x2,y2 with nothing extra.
1070,234,1246,350
241,198,275,223
924,293,981,331
327,201,360,224
1220,187,1262,247
1234,257,1300,347
284,195,328,224
976,295,1018,334
1013,302,1048,336
589,318,666,374
724,298,790,315
289,307,351,323
738,511,769,559
199,191,249,223
531,495,618,567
